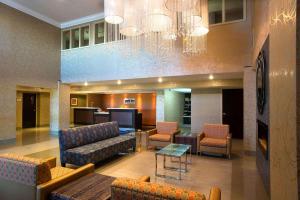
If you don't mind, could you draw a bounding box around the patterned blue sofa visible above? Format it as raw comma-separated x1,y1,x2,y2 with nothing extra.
59,122,136,166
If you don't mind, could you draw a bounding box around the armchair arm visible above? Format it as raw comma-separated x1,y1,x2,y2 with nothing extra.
170,130,181,143
226,134,232,158
145,129,157,147
197,133,205,153
37,163,95,200
209,187,221,200
44,157,56,169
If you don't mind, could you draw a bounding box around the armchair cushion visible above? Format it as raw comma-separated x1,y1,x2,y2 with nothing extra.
203,124,229,139
200,138,227,148
149,134,171,142
156,122,178,135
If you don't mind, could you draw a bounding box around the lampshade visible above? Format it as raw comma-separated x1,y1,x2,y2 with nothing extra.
120,0,143,37
143,0,172,33
104,0,124,24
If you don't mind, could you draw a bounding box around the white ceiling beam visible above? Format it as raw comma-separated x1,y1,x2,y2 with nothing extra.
60,12,105,29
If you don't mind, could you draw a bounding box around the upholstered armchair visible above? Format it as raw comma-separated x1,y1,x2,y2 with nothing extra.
147,122,180,149
0,154,94,200
197,124,232,158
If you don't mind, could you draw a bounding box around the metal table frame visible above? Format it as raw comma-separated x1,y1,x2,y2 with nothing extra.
155,144,191,180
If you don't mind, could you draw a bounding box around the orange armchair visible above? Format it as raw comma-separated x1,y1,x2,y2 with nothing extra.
197,124,232,158
147,122,180,149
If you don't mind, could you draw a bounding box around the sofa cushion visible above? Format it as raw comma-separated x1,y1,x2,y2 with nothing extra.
111,178,206,200
156,122,178,135
203,124,229,139
50,167,74,180
59,122,120,151
63,134,136,166
200,138,227,148
149,134,171,142
0,154,52,186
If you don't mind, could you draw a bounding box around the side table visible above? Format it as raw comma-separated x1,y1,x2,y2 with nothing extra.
175,134,198,154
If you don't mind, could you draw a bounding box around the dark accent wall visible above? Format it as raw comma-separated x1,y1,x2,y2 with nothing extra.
256,37,270,195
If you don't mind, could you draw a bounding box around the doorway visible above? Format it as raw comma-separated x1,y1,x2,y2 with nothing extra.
222,89,244,139
22,93,36,128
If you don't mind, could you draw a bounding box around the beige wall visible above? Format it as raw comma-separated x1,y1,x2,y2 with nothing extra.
37,93,50,127
243,67,257,152
0,3,60,141
269,0,298,199
191,89,223,133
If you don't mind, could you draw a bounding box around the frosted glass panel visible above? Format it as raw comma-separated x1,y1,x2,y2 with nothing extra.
225,0,244,22
208,0,222,24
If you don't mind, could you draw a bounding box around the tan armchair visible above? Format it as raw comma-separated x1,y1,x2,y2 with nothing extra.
197,124,232,158
147,122,180,149
0,154,94,200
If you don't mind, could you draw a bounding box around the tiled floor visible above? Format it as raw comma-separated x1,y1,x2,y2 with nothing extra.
0,127,269,200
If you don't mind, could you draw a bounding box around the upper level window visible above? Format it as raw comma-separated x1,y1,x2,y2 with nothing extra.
80,26,90,47
95,21,105,44
71,28,80,48
208,0,245,25
62,30,70,50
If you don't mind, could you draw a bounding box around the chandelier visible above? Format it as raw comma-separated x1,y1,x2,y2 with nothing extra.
104,0,209,56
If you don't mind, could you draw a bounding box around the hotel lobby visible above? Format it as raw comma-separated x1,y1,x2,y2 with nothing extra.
0,0,298,199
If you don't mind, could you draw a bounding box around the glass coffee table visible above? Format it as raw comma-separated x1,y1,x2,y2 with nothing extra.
155,143,191,180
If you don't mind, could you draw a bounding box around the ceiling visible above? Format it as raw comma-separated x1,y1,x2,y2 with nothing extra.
0,0,104,28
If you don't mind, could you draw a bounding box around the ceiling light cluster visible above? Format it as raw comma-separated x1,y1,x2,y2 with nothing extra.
104,0,209,56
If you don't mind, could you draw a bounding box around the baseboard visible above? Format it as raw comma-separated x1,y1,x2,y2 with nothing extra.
0,138,16,145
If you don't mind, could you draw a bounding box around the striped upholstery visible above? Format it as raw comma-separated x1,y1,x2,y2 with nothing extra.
111,178,206,200
156,122,178,135
203,124,229,139
0,154,51,186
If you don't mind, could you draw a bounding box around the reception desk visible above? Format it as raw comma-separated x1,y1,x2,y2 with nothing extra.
108,108,142,130
73,107,99,125
73,107,141,129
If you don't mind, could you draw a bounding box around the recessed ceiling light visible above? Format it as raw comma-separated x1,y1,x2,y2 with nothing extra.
158,77,163,83
209,74,214,80
117,80,122,85
84,81,88,86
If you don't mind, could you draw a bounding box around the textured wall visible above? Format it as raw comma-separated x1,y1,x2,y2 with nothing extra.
243,67,257,152
61,2,252,83
269,0,298,199
0,3,60,141
156,91,165,123
191,89,222,133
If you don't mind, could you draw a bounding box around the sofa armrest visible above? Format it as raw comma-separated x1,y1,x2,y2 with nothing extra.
44,157,56,169
209,187,221,200
37,163,95,200
137,176,150,182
